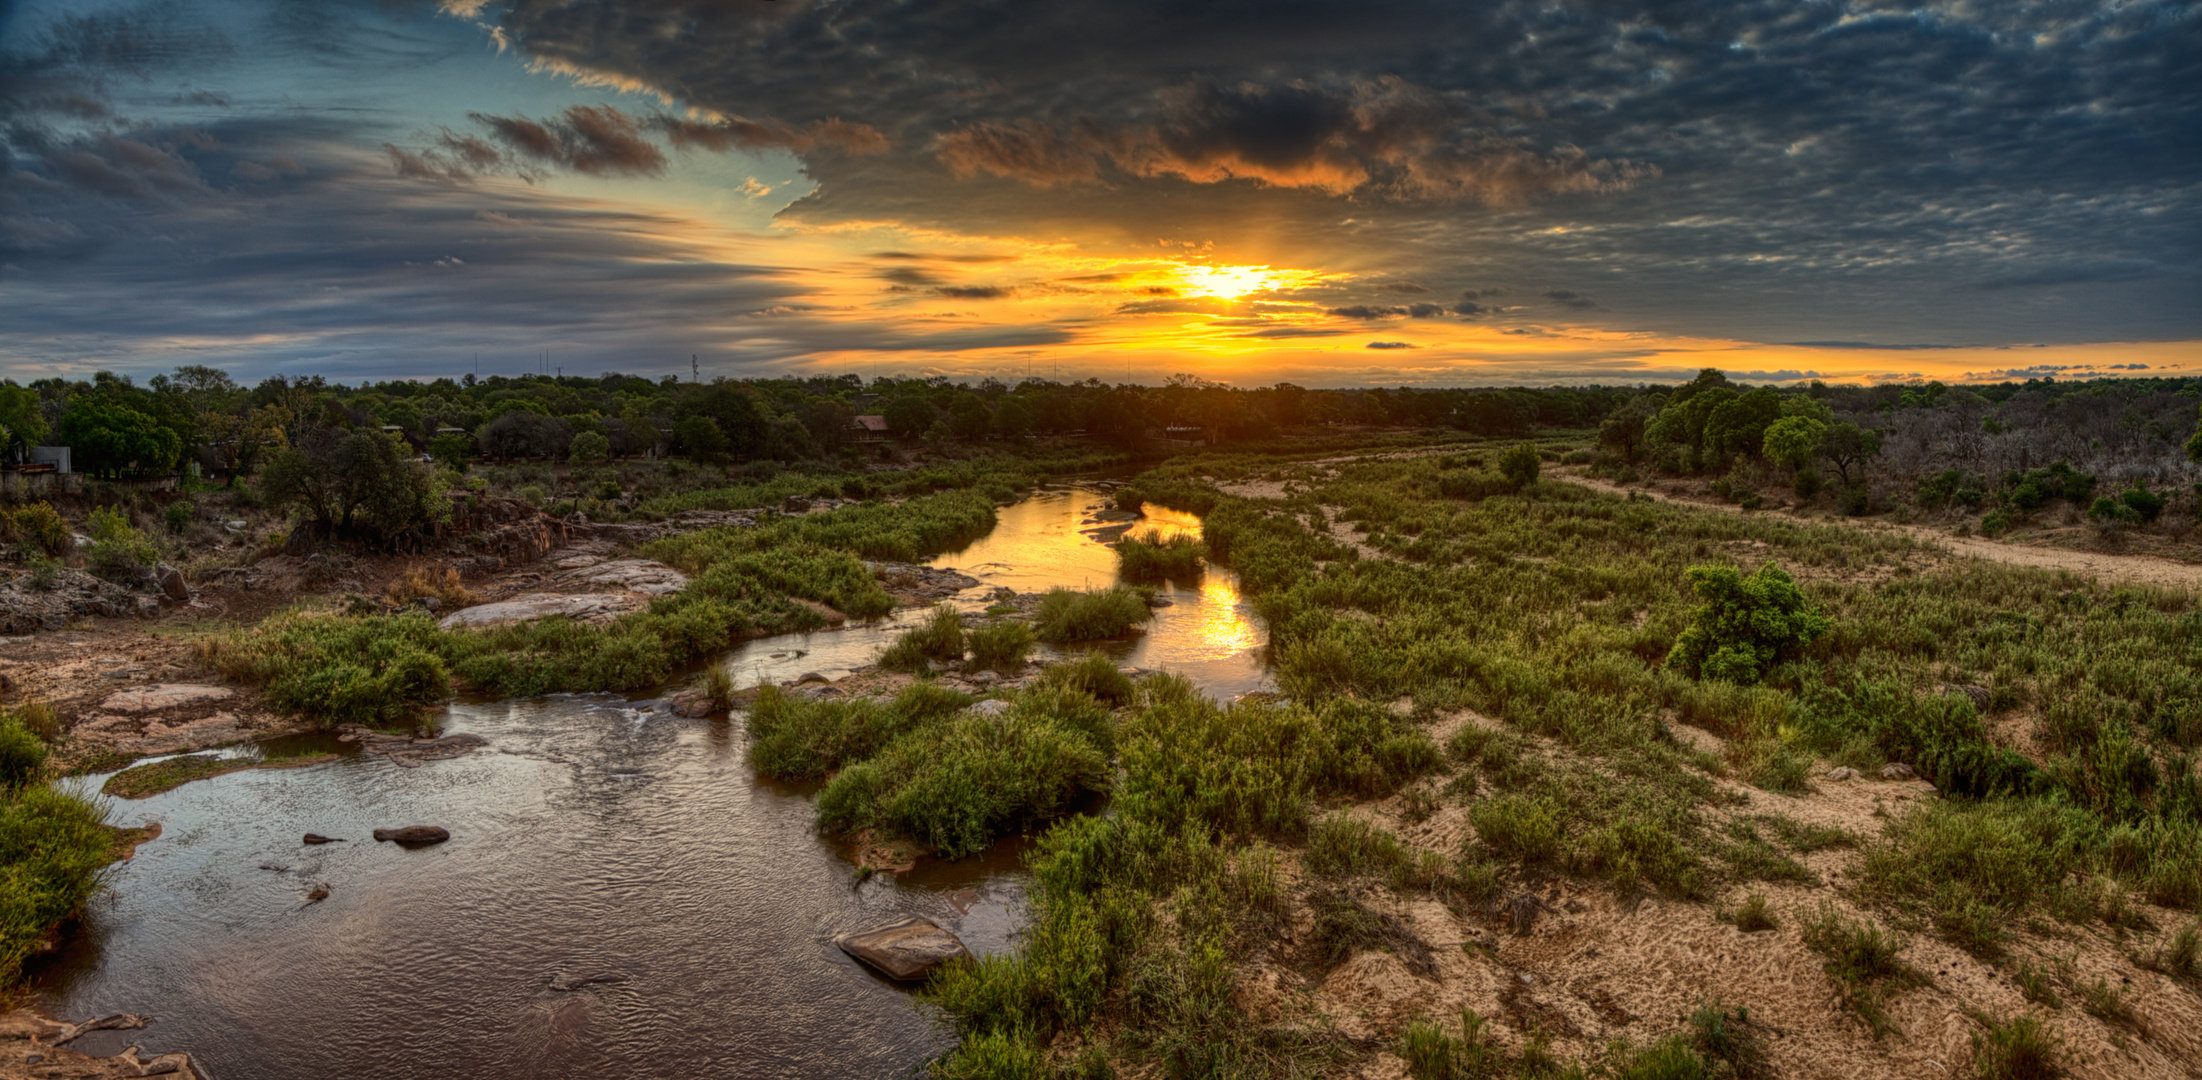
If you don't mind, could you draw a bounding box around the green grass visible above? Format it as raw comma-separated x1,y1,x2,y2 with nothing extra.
205,482,1054,719
1800,902,1927,1036
101,752,336,799
881,604,967,672
1972,1012,2064,1080
0,783,114,986
966,620,1035,672
1116,529,1207,580
746,682,973,781
1033,586,1153,643
817,697,1112,858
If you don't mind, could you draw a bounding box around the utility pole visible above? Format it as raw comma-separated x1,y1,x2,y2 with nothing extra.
692,354,699,383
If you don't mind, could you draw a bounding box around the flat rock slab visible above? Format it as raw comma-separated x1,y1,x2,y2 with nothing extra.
98,684,236,714
555,559,689,595
835,917,970,981
438,592,640,631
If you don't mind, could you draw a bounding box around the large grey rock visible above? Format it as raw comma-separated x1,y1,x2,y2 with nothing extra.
835,917,969,980
153,561,190,602
437,592,640,630
99,684,235,714
555,558,689,595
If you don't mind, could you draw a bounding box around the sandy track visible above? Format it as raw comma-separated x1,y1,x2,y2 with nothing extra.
1560,469,2202,593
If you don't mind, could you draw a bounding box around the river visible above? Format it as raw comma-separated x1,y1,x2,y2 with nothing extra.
31,485,1269,1077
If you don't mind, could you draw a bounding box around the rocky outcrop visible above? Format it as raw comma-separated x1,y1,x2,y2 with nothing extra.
553,559,688,595
834,917,970,980
437,592,641,630
0,568,155,633
339,727,488,768
865,562,980,601
372,825,450,845
98,685,235,715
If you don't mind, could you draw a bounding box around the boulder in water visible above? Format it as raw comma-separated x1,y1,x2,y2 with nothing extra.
834,917,969,981
302,833,343,845
372,825,450,845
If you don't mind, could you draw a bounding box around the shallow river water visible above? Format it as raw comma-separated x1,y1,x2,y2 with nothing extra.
31,486,1268,1077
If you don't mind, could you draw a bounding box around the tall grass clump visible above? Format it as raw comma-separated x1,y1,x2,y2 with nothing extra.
966,620,1035,672
1115,529,1206,580
383,566,480,610
0,782,114,986
1028,652,1136,706
1801,902,1926,1035
0,718,46,791
817,694,1112,858
201,609,451,724
1033,586,1152,643
746,683,973,780
880,604,966,671
1972,1013,2063,1080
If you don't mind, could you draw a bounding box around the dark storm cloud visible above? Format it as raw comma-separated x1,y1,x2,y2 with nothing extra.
935,285,1010,299
1543,290,1596,310
1328,305,1408,319
1380,282,1429,294
1366,341,1416,349
454,0,2198,343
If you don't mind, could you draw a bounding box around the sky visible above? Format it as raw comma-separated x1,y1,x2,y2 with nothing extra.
1,0,2196,388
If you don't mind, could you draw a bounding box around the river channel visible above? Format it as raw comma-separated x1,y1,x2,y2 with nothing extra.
31,485,1270,1077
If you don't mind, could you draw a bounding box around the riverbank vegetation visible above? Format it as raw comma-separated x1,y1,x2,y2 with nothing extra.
1114,529,1206,580
898,433,2200,1078
0,710,113,987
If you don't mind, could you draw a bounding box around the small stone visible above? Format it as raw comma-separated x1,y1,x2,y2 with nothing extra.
302,833,342,845
968,699,1012,717
1825,766,1861,781
372,825,451,845
1878,762,1918,781
794,671,831,685
305,883,331,903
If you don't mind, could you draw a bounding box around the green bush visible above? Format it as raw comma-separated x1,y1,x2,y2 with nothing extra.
966,620,1035,672
1666,564,1831,684
746,683,971,780
1028,653,1136,707
880,604,966,671
201,609,451,725
0,784,114,986
2119,482,2166,523
816,704,1109,858
1,502,69,557
1033,587,1152,643
1115,529,1206,580
0,721,45,790
1497,443,1541,489
85,505,158,582
1972,1013,2063,1080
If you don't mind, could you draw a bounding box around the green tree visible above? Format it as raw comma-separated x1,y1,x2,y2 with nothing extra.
428,432,473,472
1667,564,1831,684
1598,396,1658,462
1762,416,1828,471
1818,422,1884,486
1498,442,1542,488
57,400,183,478
568,430,611,465
2187,402,2201,462
1704,387,1782,458
263,430,440,545
0,382,48,463
672,415,729,462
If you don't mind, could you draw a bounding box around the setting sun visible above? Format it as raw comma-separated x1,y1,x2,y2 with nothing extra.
1172,264,1285,299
